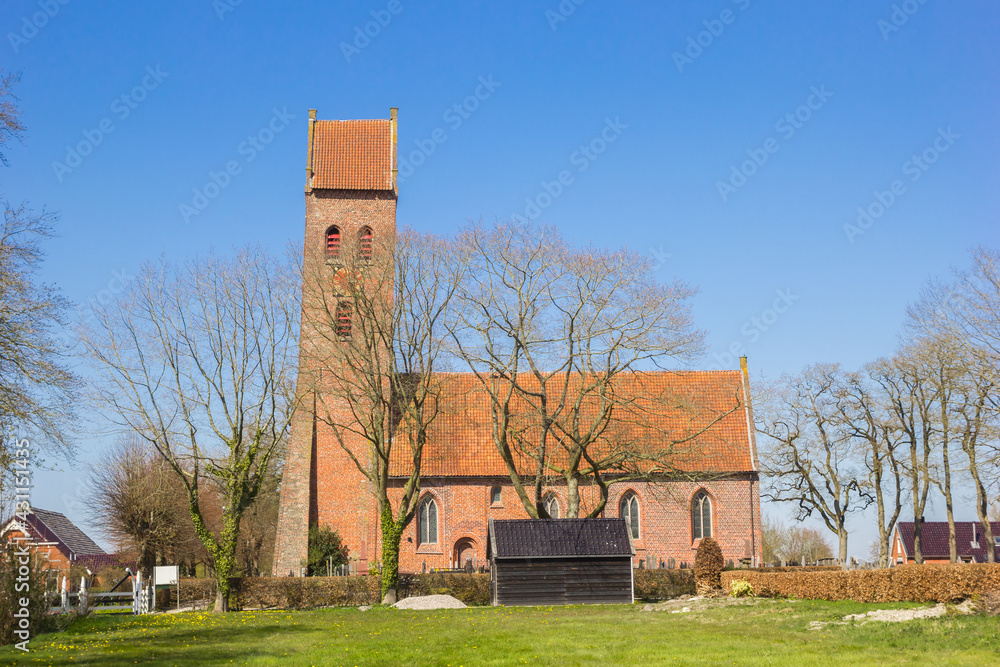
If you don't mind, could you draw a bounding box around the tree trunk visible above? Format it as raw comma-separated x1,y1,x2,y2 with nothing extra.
966,438,996,563
566,476,579,518
380,504,402,598
838,525,848,565
214,584,229,613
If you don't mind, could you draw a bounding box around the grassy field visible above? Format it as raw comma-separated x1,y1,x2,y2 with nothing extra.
2,599,998,666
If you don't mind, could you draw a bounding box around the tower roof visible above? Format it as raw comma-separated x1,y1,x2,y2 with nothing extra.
307,111,396,191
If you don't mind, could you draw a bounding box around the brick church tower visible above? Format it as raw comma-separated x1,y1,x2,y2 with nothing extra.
272,108,398,576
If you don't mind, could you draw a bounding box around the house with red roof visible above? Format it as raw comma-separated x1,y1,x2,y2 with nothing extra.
272,110,763,577
892,521,1000,564
0,508,113,574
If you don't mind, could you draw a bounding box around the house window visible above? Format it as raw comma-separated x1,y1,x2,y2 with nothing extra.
418,497,438,545
325,225,341,259
335,302,352,338
490,486,502,505
543,495,560,519
692,490,712,540
620,492,640,540
359,226,373,262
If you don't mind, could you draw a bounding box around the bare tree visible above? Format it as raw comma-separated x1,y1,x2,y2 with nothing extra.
300,227,464,599
0,70,79,453
757,364,872,563
905,251,1000,562
84,437,183,578
81,247,299,611
0,69,26,165
838,366,906,567
450,220,721,519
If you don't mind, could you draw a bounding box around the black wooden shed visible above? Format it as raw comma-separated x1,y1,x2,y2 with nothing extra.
488,518,635,606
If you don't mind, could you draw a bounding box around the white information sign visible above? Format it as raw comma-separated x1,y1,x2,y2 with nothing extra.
154,565,179,587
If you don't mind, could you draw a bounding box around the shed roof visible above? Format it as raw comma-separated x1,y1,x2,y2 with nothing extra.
489,518,635,559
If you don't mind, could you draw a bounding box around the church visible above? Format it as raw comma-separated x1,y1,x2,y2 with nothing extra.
272,109,762,577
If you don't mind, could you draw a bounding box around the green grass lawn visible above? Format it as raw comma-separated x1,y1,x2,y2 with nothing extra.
2,599,998,666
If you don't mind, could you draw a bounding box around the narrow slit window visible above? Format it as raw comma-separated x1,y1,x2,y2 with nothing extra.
692,490,712,540
419,497,438,545
543,495,560,519
620,492,640,540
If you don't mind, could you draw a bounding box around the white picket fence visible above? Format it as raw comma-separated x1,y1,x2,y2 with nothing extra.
48,571,153,615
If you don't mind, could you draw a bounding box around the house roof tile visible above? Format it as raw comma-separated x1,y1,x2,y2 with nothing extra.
388,370,755,478
1,508,106,557
896,521,1000,561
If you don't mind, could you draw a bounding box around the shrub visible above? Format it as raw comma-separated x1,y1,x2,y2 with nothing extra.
694,538,724,593
730,579,754,598
307,525,348,576
633,569,696,600
0,545,62,646
720,563,1000,603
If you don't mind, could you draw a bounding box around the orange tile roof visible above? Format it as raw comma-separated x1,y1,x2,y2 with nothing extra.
389,371,757,478
310,118,394,190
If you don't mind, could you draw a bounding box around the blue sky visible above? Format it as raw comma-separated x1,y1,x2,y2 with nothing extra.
3,0,998,555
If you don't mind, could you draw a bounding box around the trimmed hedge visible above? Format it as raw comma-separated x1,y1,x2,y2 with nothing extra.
748,566,841,574
177,572,491,610
721,564,1000,603
177,569,694,610
633,569,695,600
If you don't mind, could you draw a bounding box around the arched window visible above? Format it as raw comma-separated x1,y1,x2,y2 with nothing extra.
543,494,560,519
358,226,373,262
490,486,502,505
418,496,438,545
325,225,341,259
692,490,712,540
620,492,640,540
335,302,352,338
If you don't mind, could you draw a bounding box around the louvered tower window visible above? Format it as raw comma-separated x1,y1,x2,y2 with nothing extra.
359,226,373,262
325,225,341,259
335,302,352,338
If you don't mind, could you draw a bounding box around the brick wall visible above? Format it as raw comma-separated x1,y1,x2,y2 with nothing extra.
380,476,762,573
272,187,397,577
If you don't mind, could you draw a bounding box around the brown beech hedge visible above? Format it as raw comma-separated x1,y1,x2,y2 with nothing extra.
175,568,698,610
721,564,1000,603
